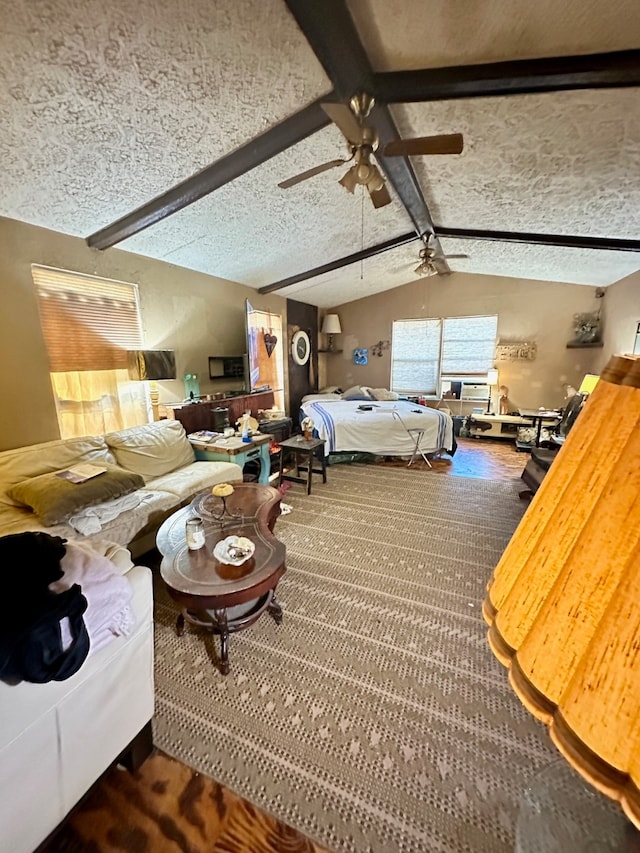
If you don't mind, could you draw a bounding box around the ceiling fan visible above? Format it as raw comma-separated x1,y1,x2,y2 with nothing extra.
278,93,463,209
413,236,469,277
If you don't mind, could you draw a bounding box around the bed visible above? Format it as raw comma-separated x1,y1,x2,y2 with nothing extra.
300,393,454,459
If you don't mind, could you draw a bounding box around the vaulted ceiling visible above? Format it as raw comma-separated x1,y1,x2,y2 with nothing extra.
1,0,639,308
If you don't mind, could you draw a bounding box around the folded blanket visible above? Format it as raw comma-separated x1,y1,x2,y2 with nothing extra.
51,540,135,655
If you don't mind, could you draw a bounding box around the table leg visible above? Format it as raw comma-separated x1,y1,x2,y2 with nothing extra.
268,595,283,625
278,445,285,486
306,450,313,494
319,448,327,484
176,611,185,637
213,607,230,675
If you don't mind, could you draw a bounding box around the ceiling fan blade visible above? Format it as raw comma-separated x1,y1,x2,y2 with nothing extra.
321,102,365,146
278,158,348,189
383,133,464,158
368,182,391,209
443,253,469,260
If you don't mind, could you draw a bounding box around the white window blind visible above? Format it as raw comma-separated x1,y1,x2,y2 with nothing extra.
441,315,498,377
391,315,498,393
391,319,442,394
32,265,143,372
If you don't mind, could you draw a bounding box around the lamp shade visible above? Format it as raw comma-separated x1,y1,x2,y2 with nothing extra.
127,350,176,381
483,354,640,829
578,373,600,395
487,367,499,385
322,314,342,335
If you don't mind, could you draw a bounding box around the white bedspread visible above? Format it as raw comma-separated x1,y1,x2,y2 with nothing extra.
300,399,453,456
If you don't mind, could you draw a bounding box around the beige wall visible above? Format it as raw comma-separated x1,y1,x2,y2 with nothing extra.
591,270,640,374
322,271,615,412
0,217,287,451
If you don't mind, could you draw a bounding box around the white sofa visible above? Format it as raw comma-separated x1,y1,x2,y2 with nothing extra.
0,420,244,851
0,539,153,853
0,419,244,558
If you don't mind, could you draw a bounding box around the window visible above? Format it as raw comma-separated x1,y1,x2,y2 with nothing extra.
391,315,498,395
32,265,148,438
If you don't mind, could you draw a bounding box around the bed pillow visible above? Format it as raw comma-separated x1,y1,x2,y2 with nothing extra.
319,386,343,395
370,388,400,401
342,385,373,401
7,465,145,527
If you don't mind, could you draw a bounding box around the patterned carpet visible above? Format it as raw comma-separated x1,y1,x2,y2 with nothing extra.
153,464,557,853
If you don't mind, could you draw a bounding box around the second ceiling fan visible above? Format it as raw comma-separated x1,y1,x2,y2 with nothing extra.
278,93,463,209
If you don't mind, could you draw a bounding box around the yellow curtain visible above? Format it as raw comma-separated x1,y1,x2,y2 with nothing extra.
52,369,148,438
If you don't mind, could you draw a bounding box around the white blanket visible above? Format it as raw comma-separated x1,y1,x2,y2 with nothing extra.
69,492,142,535
300,399,454,456
51,540,135,655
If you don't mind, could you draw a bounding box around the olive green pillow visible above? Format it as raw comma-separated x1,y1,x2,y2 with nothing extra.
7,465,145,526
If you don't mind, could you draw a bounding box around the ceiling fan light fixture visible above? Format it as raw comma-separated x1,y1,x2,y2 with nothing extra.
415,260,438,277
338,166,358,194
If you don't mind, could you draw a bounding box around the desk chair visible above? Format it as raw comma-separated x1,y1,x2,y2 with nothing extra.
392,410,432,468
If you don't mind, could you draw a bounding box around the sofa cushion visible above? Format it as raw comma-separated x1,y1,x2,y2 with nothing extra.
146,460,244,500
0,436,114,508
105,420,195,479
7,465,145,526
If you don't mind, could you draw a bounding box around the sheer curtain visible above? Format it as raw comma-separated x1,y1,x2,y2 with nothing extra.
52,370,148,439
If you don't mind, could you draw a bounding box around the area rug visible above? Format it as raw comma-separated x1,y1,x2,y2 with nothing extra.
152,464,557,853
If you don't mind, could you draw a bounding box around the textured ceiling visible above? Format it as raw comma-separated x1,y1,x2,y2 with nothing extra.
1,0,639,308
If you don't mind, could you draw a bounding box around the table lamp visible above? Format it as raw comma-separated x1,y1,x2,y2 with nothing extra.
483,353,640,839
321,314,342,352
127,349,177,420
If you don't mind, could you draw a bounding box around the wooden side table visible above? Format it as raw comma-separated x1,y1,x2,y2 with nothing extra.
190,433,273,484
277,436,327,495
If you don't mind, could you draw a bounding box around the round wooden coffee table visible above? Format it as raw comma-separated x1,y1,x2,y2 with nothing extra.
156,483,286,674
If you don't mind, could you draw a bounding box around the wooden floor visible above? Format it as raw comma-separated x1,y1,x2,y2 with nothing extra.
42,437,527,853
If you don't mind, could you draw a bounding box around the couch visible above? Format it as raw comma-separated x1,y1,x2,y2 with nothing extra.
0,539,154,853
0,419,244,558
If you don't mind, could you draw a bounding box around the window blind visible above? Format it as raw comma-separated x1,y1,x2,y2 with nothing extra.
391,315,498,393
391,319,442,394
32,265,143,372
441,315,498,377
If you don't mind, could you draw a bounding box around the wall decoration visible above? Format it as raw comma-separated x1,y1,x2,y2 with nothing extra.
371,340,390,357
353,348,368,365
291,330,311,365
495,341,537,362
263,331,278,357
572,311,601,344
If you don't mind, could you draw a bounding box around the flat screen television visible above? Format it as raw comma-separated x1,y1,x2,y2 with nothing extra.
208,355,246,381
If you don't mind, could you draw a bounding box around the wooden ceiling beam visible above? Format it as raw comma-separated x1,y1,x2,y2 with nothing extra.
374,50,640,103
86,99,330,250
258,232,417,294
434,226,640,252
284,0,441,245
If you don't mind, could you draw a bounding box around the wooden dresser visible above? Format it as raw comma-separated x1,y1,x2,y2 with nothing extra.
167,390,275,434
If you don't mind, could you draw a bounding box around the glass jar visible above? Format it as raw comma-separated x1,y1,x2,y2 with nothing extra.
185,517,205,550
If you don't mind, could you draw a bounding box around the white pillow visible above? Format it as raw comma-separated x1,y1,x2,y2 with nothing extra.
370,388,399,401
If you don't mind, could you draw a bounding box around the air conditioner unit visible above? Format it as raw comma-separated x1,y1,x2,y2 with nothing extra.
440,380,489,401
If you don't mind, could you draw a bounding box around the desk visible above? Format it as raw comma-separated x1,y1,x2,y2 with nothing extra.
518,410,562,447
